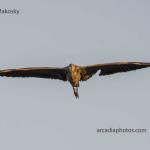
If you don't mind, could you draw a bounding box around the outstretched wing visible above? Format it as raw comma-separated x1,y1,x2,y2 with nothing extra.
0,67,67,81
81,62,150,81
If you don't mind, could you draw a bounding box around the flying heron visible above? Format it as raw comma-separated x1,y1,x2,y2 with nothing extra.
0,61,150,98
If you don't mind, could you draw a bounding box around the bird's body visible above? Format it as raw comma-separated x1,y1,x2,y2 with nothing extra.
67,64,82,98
67,64,81,87
0,61,150,98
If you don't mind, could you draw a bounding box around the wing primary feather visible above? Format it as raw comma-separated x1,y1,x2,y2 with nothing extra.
0,67,67,81
81,62,150,80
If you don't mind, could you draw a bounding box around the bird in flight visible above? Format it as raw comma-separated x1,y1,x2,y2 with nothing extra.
0,61,150,98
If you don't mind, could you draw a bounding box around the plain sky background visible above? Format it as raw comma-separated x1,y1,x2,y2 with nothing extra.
0,0,150,149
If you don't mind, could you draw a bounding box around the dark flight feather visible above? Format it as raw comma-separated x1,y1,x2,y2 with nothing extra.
81,62,150,80
0,67,67,81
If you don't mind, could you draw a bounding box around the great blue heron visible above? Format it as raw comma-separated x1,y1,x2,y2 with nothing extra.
0,62,150,98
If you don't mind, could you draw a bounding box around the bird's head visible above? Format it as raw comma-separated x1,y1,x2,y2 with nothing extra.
68,63,76,73
67,64,73,72
69,63,75,69
69,63,73,66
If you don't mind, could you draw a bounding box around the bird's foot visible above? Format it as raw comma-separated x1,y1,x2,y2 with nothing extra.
73,87,79,99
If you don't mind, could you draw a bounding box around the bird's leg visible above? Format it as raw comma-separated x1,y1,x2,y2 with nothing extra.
73,87,79,99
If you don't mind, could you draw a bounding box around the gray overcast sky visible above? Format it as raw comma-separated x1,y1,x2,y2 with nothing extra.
0,0,150,150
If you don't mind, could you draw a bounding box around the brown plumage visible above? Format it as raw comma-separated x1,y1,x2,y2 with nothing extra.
0,62,150,98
